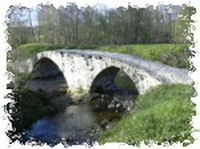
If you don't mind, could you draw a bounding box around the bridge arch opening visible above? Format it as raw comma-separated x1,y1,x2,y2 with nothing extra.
90,66,139,97
30,57,68,93
31,58,65,80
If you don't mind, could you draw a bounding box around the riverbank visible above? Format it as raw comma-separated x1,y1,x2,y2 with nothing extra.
6,71,139,144
6,72,196,147
99,83,196,146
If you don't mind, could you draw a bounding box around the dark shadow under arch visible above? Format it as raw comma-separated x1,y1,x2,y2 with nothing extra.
31,57,65,81
90,66,120,94
30,57,68,93
90,66,139,96
29,57,68,98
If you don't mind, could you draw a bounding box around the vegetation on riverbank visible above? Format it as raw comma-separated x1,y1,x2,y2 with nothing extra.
6,72,71,139
10,43,194,69
99,84,196,146
6,73,46,138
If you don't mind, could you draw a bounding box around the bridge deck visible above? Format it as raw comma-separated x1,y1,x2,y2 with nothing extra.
56,49,192,84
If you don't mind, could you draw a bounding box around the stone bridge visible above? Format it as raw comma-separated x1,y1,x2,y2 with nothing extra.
14,49,192,95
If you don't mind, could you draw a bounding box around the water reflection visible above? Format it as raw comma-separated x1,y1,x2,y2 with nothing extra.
16,70,138,146
23,103,111,146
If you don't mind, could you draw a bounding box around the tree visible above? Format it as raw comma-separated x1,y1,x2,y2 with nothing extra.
6,5,35,49
174,6,196,43
37,3,58,43
6,3,196,47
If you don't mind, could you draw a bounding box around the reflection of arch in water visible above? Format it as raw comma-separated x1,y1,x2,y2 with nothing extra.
31,57,66,83
90,66,138,95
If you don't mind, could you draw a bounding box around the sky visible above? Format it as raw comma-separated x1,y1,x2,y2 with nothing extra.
1,0,194,9
4,0,195,26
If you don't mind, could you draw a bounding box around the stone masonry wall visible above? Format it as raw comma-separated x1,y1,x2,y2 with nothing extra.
14,49,193,95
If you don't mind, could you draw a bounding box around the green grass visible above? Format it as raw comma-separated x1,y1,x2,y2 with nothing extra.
99,84,196,146
10,43,192,69
97,44,186,60
96,44,192,69
10,43,66,61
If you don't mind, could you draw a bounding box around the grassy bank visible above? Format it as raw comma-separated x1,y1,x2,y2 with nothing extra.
97,44,193,69
99,84,196,146
10,43,66,61
10,43,193,69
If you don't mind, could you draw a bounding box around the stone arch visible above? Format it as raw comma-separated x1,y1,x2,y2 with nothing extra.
31,57,66,83
90,66,138,95
90,66,120,94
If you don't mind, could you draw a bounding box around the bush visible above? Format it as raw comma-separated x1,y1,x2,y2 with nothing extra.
5,73,46,140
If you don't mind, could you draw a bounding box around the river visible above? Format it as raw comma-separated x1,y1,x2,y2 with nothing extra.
11,77,138,147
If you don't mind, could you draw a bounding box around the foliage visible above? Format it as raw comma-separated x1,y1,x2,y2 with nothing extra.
6,5,35,49
6,4,196,49
75,87,85,94
6,73,46,139
99,84,196,146
174,6,196,44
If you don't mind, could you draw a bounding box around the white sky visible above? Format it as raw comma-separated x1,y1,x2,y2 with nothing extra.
4,0,195,26
2,0,194,8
